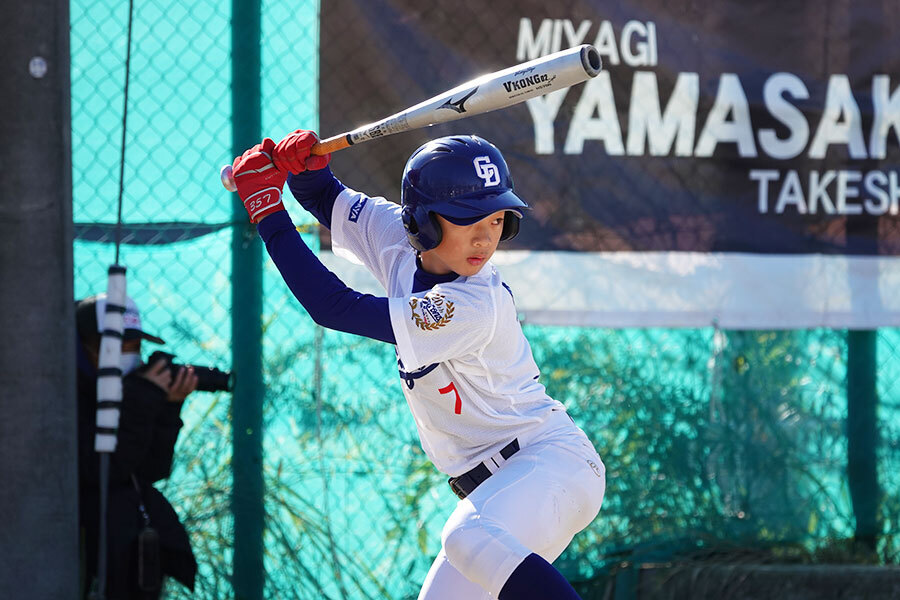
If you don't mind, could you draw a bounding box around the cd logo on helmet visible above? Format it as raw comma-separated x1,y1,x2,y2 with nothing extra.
473,156,501,187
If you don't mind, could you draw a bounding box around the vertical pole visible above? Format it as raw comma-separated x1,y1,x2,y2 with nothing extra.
843,0,883,557
846,330,879,552
0,0,77,596
231,0,265,597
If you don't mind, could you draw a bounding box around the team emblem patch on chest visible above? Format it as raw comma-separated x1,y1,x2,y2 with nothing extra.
409,293,455,331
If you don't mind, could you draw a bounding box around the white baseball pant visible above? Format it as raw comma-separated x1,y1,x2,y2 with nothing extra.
417,411,605,599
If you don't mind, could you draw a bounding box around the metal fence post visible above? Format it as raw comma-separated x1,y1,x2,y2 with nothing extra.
844,0,884,556
847,330,879,552
0,0,77,595
231,0,265,596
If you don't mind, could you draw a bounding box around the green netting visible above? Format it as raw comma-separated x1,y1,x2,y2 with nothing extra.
71,1,900,598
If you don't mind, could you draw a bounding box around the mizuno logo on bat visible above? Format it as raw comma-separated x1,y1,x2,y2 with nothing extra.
439,87,478,113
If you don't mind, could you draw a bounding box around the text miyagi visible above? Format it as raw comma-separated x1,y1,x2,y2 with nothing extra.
517,18,900,162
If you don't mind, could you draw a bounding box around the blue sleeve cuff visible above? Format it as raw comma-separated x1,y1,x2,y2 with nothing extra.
286,166,346,229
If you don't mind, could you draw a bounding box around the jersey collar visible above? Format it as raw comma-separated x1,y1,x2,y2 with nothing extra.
413,254,460,293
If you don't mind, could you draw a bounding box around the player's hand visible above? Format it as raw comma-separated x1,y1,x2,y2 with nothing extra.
139,357,174,392
232,138,287,223
167,365,198,403
272,129,331,175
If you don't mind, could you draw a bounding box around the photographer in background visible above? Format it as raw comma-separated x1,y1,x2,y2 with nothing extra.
76,293,197,599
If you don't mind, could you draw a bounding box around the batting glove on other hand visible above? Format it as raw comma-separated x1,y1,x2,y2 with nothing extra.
232,138,287,223
272,129,331,174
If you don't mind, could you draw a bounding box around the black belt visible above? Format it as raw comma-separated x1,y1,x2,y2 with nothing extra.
448,439,520,500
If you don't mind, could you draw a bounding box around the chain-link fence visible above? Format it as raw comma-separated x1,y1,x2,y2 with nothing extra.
71,0,900,598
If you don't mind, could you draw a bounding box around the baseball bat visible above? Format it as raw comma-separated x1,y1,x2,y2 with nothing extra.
220,44,602,192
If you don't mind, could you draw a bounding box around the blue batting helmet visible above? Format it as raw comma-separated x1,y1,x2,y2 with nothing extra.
400,135,529,252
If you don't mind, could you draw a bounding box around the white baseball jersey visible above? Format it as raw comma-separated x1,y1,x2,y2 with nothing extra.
330,187,566,476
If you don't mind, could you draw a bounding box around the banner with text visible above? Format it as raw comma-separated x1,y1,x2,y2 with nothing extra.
319,0,900,327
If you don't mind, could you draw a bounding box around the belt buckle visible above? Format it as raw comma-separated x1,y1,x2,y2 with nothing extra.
448,477,468,500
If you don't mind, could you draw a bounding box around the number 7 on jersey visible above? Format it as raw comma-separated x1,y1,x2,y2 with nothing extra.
439,382,462,415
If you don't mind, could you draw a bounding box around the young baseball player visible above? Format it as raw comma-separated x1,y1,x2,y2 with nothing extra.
231,131,606,599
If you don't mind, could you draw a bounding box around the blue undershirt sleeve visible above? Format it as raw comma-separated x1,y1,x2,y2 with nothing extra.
258,210,396,344
286,166,345,229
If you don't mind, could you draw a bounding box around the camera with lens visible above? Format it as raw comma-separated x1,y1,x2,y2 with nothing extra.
147,351,234,393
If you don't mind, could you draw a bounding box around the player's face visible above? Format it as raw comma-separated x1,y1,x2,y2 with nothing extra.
421,211,506,276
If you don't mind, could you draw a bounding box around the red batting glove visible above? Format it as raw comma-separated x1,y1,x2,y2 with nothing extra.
272,129,332,174
232,138,288,223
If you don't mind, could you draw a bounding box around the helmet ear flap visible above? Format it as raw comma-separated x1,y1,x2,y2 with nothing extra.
402,205,443,252
499,211,520,242
402,206,418,234
428,212,443,247
402,206,425,252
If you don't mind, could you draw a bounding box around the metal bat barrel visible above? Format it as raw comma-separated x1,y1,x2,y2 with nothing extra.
221,44,602,192
342,44,601,147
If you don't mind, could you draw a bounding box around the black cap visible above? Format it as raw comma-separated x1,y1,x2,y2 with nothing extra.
75,293,165,345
